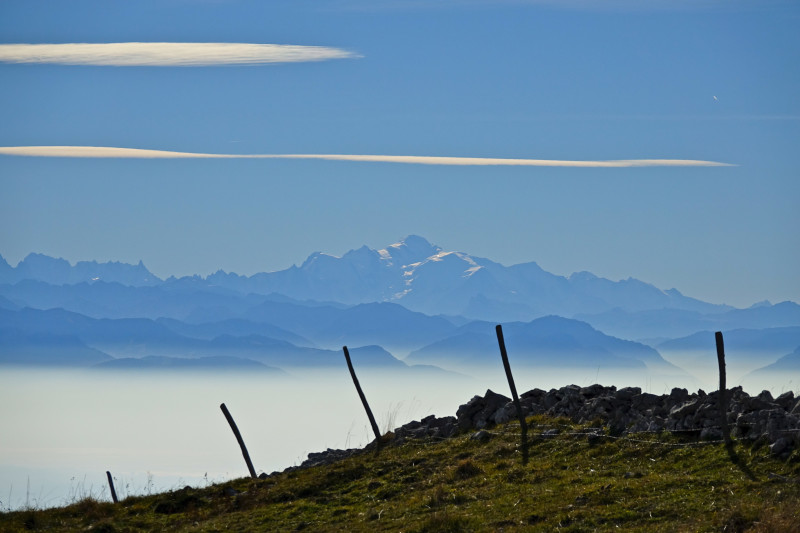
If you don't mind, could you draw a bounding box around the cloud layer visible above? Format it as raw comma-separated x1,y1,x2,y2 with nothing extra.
0,146,733,167
0,43,359,67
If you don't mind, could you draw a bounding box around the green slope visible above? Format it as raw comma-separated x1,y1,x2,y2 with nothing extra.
3,415,798,532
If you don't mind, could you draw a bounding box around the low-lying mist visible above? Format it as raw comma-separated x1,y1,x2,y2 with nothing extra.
1,361,795,510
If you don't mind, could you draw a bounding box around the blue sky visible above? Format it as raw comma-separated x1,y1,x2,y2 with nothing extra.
0,0,798,308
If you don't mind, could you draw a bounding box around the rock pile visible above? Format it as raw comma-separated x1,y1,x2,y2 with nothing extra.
289,384,799,473
452,384,800,458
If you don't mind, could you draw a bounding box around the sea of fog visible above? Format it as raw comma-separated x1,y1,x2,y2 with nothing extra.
1,362,796,511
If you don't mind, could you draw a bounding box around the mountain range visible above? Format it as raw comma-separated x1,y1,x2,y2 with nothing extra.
0,235,736,321
1,235,798,382
656,326,800,379
0,252,159,287
405,315,679,372
0,306,684,381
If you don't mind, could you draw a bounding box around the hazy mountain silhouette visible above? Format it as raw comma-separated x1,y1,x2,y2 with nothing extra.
1,236,738,323
0,279,269,320
155,317,314,347
0,307,198,356
739,346,800,390
0,253,160,286
205,235,441,303
1,239,797,371
231,236,729,320
238,300,457,354
0,305,688,378
405,316,681,373
658,326,800,356
0,327,112,366
0,307,420,370
746,346,800,374
657,326,800,378
576,301,800,341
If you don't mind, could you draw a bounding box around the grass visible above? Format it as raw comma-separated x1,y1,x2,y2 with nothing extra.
1,415,798,532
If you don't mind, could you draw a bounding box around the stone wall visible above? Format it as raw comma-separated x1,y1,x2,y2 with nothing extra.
403,384,800,458
295,384,799,472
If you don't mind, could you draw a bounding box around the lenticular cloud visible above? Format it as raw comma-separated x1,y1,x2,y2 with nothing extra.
0,43,360,67
0,146,733,167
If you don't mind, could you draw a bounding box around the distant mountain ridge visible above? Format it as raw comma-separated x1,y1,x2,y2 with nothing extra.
575,300,800,341
201,235,732,320
0,307,428,371
0,305,689,380
405,315,680,372
0,252,160,287
655,326,800,383
2,231,798,384
0,236,741,321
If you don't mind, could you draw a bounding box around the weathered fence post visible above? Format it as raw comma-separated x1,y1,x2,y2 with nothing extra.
495,325,529,464
343,346,382,443
715,331,731,445
106,471,118,503
219,403,257,478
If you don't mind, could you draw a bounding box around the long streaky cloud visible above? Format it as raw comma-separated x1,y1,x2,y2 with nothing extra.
0,43,359,67
0,146,733,167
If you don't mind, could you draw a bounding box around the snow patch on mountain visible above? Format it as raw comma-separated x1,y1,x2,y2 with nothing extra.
2,235,743,321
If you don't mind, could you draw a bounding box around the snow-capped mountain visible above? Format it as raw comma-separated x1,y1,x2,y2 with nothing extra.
199,235,730,321
1,236,735,321
2,238,797,374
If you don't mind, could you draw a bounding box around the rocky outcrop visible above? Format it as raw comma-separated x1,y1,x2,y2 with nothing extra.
288,384,799,473
394,414,458,440
391,384,798,457
453,385,800,458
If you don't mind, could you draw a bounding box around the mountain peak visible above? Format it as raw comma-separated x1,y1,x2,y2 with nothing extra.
300,251,339,269
399,234,434,248
342,244,377,259
21,252,70,265
380,235,442,267
569,271,598,282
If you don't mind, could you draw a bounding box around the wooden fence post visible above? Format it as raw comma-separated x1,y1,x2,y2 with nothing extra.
495,325,529,464
219,403,257,478
343,346,382,443
106,471,118,503
715,331,731,445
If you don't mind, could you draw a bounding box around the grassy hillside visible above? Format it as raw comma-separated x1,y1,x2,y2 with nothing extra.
2,415,798,532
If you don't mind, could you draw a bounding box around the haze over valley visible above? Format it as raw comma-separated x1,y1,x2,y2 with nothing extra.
3,235,798,509
2,235,798,391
